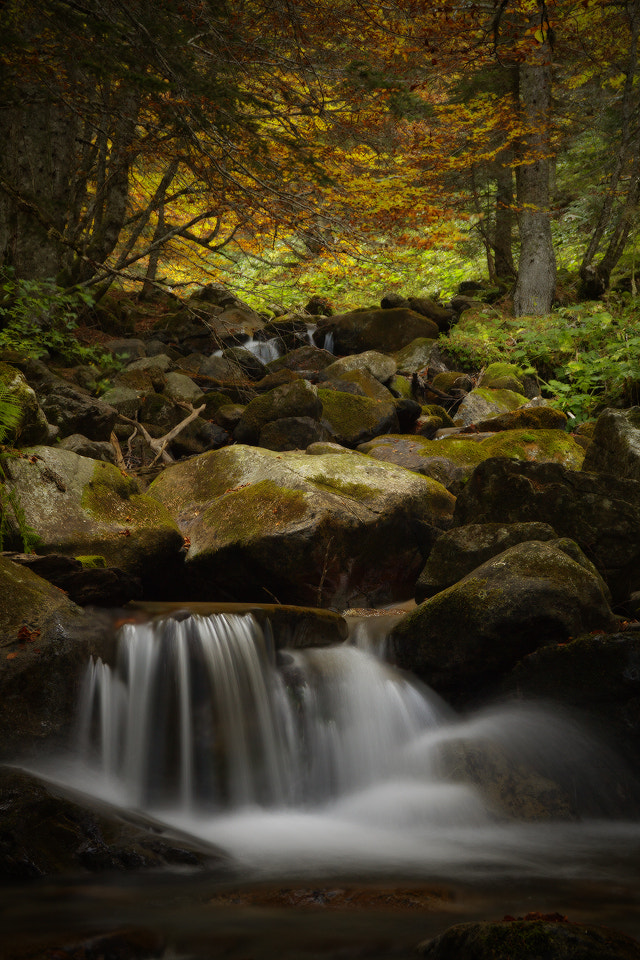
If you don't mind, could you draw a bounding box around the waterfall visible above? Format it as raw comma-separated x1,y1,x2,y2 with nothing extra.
76,613,444,813
67,611,640,883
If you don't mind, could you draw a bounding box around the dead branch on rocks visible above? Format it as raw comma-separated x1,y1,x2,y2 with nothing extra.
117,402,205,466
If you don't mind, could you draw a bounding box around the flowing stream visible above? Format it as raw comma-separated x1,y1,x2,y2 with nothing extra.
9,610,640,957
55,612,640,886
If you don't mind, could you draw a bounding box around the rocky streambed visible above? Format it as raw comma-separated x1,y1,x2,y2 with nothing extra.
2,283,640,959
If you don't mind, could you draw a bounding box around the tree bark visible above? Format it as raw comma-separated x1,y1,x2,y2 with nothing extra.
513,57,556,316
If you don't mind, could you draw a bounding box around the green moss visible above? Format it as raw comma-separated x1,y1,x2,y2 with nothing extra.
482,361,523,383
310,472,377,501
318,388,394,437
75,555,106,568
481,429,585,468
201,478,310,544
422,404,454,427
473,386,527,411
81,462,178,527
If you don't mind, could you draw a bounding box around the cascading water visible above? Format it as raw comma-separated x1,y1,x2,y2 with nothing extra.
65,611,640,884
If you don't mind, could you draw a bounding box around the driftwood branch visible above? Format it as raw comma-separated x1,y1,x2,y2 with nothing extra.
118,402,205,465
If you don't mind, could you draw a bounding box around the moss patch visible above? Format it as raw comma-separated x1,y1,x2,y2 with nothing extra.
74,555,106,568
81,461,179,528
200,479,310,545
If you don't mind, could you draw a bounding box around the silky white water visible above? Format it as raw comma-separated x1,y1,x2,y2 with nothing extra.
63,612,640,884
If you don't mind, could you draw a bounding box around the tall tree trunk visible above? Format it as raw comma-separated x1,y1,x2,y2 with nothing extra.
513,57,556,316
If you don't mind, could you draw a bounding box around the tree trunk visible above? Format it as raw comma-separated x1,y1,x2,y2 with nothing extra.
513,58,556,316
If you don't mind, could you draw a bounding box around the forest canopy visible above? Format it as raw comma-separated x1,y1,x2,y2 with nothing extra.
1,0,639,315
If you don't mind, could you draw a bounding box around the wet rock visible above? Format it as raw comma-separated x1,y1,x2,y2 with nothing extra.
390,540,617,704
418,918,640,959
0,768,223,879
0,557,115,757
506,630,640,770
434,737,575,821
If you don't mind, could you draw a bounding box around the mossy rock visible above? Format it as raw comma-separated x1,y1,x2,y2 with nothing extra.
583,406,640,481
470,404,568,432
235,379,322,444
2,446,183,586
0,557,116,757
393,337,438,373
454,387,528,427
415,521,559,601
318,388,400,447
316,308,439,354
334,369,395,402
324,350,397,384
391,540,616,704
453,458,640,602
431,371,470,393
359,429,584,493
480,361,525,393
148,444,455,609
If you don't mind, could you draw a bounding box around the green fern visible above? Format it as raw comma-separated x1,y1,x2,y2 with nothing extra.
0,384,41,553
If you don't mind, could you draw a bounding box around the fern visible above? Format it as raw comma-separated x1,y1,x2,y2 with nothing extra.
0,383,41,553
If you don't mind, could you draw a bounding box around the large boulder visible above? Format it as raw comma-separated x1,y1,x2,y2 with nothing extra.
390,540,617,704
582,406,640,480
418,919,640,960
453,458,640,602
148,445,455,609
415,521,559,601
2,446,183,592
359,430,585,494
314,307,439,354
